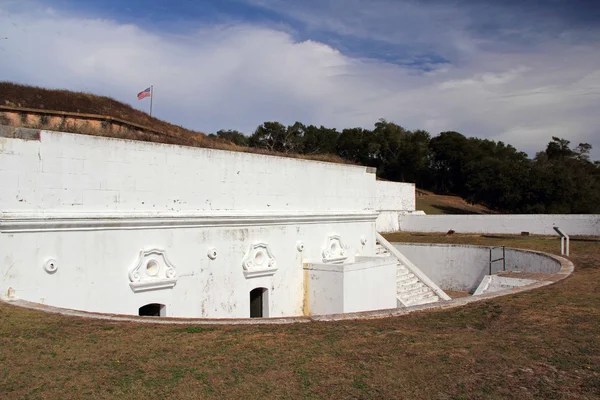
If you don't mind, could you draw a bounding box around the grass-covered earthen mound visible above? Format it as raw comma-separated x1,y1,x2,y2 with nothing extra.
415,188,495,215
0,81,203,138
0,82,350,165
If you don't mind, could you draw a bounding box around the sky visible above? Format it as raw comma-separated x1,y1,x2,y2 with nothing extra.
1,0,599,158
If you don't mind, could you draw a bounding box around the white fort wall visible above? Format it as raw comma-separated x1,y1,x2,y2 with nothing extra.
0,129,375,212
0,128,381,318
398,214,600,236
375,181,417,232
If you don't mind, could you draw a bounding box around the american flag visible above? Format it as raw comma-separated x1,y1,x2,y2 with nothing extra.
137,87,151,100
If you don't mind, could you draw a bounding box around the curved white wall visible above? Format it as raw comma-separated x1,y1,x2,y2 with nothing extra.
2,217,376,318
398,214,600,236
0,128,379,318
393,243,562,292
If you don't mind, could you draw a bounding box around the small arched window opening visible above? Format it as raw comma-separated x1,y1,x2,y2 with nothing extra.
250,288,269,318
139,303,166,317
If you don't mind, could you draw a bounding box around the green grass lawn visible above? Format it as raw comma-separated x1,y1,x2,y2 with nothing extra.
1,234,599,399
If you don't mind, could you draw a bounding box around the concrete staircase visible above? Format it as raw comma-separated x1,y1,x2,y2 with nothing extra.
375,233,451,308
375,242,390,256
395,263,440,307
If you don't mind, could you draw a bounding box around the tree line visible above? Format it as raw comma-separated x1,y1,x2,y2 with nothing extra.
209,120,600,213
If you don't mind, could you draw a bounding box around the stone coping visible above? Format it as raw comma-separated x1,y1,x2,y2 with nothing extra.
1,245,574,325
0,210,378,233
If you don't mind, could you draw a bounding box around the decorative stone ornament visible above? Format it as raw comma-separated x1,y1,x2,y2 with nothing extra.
44,258,58,274
129,249,177,292
322,234,348,263
296,241,305,252
360,236,368,245
207,247,218,260
242,242,277,278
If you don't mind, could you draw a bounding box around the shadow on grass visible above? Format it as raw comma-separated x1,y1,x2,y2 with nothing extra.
430,204,489,215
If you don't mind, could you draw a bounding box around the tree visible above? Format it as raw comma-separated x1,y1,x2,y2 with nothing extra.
370,119,406,177
532,138,600,213
388,129,431,186
214,129,249,146
249,122,305,153
302,125,339,154
428,131,472,195
337,127,371,164
461,140,532,211
284,122,306,154
545,137,574,160
248,122,287,152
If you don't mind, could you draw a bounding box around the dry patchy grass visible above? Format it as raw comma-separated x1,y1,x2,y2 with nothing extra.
1,234,600,399
415,190,494,215
0,82,352,166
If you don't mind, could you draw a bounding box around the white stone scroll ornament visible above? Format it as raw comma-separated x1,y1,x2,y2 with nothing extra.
322,234,348,263
129,249,177,292
242,242,278,278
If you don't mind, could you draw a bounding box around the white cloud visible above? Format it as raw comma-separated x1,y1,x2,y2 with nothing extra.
438,67,530,90
1,3,599,159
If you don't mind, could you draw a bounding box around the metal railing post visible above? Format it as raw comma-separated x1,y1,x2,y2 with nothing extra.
553,227,570,256
489,246,506,275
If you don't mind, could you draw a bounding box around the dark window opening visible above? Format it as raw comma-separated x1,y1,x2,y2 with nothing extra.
139,303,165,317
250,288,267,318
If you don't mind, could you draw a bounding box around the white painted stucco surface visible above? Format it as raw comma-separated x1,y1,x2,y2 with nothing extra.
376,211,401,233
473,275,539,296
393,243,563,292
0,129,375,212
0,129,381,318
375,181,416,232
398,214,600,236
375,181,415,211
304,256,397,315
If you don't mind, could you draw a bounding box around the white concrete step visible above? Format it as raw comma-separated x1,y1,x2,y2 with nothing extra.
397,275,420,285
396,272,417,284
375,240,389,249
403,293,440,306
350,231,445,308
397,280,423,292
396,260,442,307
377,232,448,308
375,245,390,255
403,290,438,302
397,279,420,289
409,290,438,301
398,286,431,299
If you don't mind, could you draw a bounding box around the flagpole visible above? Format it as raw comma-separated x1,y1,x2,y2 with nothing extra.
149,85,153,117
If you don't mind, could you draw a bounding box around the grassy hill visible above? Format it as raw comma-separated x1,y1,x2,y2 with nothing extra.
0,82,349,164
415,189,494,215
0,82,204,139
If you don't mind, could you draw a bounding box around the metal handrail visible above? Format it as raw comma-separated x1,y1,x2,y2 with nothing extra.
489,246,506,275
553,227,570,256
